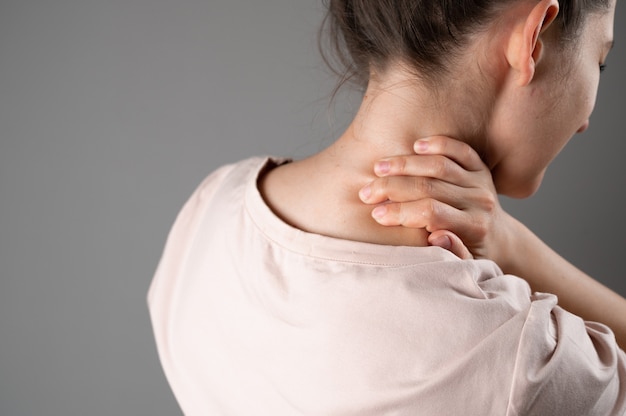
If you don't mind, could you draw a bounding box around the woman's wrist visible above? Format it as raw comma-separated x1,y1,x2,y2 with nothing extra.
490,212,530,276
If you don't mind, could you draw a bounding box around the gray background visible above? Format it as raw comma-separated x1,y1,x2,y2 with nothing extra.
0,1,624,415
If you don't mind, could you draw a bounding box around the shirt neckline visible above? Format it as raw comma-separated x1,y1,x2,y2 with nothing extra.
244,157,461,267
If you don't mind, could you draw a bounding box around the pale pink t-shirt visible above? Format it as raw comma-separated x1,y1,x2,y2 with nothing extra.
148,157,626,415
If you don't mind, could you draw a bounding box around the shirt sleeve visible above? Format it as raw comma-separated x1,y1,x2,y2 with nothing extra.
506,292,626,416
147,162,236,309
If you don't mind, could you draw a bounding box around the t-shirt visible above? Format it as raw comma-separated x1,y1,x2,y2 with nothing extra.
148,157,626,415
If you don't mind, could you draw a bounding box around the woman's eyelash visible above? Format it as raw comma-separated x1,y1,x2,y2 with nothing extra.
600,64,607,73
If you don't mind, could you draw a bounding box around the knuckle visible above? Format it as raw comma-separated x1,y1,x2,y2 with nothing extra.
462,143,474,163
421,177,435,196
386,203,402,222
421,199,444,230
395,203,410,224
432,156,449,177
369,178,391,201
423,198,437,218
410,177,433,196
478,191,497,213
395,156,408,174
402,202,426,228
474,219,489,241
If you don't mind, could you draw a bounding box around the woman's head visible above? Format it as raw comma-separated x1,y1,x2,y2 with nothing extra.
322,0,615,197
322,0,611,89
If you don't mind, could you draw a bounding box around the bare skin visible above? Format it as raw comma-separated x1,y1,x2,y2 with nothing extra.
360,136,626,350
260,113,432,248
260,0,625,351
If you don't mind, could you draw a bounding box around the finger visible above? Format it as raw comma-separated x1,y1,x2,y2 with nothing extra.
371,198,473,234
374,154,477,187
428,230,473,260
413,136,486,172
360,175,477,208
371,199,490,254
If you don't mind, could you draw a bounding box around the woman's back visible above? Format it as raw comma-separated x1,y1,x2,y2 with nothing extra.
148,0,626,413
148,158,626,415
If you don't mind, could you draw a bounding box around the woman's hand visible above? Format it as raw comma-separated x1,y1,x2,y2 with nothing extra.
358,136,626,349
358,136,514,265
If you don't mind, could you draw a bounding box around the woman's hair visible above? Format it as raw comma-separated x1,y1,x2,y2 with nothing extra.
320,0,610,90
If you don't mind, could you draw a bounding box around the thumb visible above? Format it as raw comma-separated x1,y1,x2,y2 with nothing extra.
428,230,473,260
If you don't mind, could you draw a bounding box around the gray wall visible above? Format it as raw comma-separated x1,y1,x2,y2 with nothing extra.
1,1,624,415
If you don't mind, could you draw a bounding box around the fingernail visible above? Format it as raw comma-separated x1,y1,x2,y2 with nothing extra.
415,139,429,153
359,185,371,201
374,160,391,175
430,235,451,250
372,205,387,219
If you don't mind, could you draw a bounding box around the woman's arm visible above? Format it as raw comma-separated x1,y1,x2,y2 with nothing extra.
504,214,626,350
359,136,626,349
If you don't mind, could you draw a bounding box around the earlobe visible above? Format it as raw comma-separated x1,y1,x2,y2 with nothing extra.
506,0,559,86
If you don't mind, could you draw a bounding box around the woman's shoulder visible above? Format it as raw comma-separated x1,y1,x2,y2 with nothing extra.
195,156,284,194
506,292,626,415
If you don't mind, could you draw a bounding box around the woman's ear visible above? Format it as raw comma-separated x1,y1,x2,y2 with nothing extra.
506,0,560,86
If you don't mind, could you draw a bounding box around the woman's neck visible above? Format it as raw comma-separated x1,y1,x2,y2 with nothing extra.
259,74,488,247
343,72,488,158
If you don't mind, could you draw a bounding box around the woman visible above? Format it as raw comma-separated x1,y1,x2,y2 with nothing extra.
148,0,625,414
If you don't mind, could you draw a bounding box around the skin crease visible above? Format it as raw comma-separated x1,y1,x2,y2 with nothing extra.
259,0,615,248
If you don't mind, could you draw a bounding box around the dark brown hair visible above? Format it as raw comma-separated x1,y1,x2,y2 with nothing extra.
320,0,610,91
